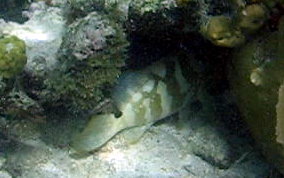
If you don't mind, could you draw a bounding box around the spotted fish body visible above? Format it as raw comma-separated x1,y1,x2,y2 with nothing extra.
71,58,191,153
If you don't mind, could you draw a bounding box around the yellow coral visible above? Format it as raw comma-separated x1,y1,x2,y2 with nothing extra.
201,16,245,47
176,0,192,7
237,4,268,33
276,83,284,146
0,36,27,78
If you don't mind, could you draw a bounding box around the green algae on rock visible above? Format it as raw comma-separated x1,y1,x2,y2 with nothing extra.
229,23,284,174
0,36,27,78
67,0,131,22
127,0,200,40
43,12,128,112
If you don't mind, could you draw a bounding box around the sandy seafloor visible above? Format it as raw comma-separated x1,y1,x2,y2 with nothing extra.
0,110,273,178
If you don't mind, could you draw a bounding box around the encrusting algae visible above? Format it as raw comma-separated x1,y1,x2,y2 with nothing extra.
229,17,284,174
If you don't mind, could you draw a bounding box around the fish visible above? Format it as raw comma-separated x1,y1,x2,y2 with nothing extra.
71,58,192,153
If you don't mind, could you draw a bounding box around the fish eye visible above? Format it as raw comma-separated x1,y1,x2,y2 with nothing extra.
114,110,123,118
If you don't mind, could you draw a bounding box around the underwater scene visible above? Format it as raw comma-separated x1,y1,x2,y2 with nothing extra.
0,0,284,177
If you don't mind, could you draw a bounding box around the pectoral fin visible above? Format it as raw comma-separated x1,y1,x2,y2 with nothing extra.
120,123,153,144
71,114,124,153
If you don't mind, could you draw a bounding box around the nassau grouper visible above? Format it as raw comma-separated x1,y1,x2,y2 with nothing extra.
71,58,193,153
